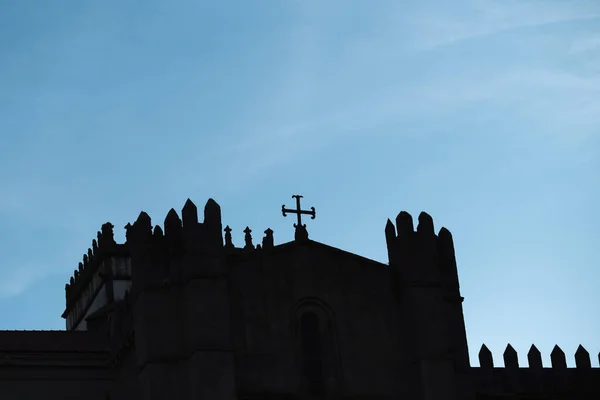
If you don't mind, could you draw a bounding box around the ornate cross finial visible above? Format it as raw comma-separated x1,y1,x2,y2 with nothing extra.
224,225,234,248
243,226,254,250
282,195,316,241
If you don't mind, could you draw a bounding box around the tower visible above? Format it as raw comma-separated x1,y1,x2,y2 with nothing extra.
180,198,235,399
386,211,470,400
126,199,235,400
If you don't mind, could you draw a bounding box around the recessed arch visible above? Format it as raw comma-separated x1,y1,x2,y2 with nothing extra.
291,298,342,397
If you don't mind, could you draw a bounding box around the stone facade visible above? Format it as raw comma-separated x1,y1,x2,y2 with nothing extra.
0,197,598,399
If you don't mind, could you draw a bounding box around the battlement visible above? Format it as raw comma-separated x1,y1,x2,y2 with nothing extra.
385,211,459,287
125,198,224,293
62,222,130,330
477,343,599,369
64,223,126,302
63,197,281,330
472,344,600,396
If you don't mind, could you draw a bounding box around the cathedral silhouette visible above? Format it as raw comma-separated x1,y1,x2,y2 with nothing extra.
0,196,597,399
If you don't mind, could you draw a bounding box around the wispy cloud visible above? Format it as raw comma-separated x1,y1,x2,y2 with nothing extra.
224,64,600,184
570,33,600,54
401,0,600,50
215,0,600,183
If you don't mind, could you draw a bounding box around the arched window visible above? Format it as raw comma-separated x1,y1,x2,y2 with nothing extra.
300,312,326,396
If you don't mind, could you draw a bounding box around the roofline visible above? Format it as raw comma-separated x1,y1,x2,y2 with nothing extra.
226,239,388,269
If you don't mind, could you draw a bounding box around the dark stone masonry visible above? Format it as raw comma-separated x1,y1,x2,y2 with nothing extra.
0,196,597,399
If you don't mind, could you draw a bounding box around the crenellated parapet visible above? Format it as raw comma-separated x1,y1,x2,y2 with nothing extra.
125,198,231,294
67,197,280,308
63,222,130,330
385,211,460,289
477,343,598,370
474,344,600,396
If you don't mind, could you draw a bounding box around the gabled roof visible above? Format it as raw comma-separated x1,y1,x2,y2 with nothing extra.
227,239,388,270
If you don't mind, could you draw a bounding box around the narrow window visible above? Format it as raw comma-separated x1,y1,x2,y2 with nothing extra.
300,312,326,396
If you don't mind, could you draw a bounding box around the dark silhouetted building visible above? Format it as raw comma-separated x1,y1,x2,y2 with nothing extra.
0,197,597,399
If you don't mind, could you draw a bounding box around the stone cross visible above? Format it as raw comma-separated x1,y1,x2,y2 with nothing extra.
282,195,316,228
282,195,315,241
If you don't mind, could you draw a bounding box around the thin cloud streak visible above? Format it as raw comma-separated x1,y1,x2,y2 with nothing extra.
569,33,600,54
222,65,600,185
401,0,600,50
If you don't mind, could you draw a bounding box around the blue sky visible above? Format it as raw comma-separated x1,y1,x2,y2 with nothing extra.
0,0,599,368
